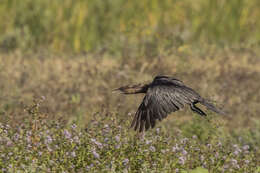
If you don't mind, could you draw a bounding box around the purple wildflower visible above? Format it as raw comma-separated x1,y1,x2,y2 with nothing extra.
211,157,215,164
64,129,71,139
6,140,13,147
156,128,160,134
172,144,179,152
26,136,31,143
233,144,238,148
86,164,94,171
181,138,188,144
71,124,77,129
244,160,250,164
181,149,188,155
13,133,20,142
230,159,240,169
92,150,100,159
200,155,205,162
150,146,156,152
45,135,53,144
215,152,219,158
91,138,103,149
178,156,186,165
115,135,120,142
233,150,239,156
203,162,207,168
223,164,229,169
47,146,53,152
145,140,152,145
115,144,121,149
71,151,76,157
122,158,129,166
73,136,80,143
217,141,222,147
233,145,241,156
242,145,250,150
104,137,109,143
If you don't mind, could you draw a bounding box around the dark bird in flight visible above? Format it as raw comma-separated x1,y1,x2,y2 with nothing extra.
114,75,225,132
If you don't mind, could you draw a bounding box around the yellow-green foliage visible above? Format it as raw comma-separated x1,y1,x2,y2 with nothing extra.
0,0,260,52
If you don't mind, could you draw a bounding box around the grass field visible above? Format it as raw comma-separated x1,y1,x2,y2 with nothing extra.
0,45,260,172
0,0,260,172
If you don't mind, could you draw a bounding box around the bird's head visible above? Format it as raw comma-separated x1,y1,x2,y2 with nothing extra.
113,83,149,94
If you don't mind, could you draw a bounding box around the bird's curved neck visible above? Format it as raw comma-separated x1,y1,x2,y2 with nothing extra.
117,84,149,94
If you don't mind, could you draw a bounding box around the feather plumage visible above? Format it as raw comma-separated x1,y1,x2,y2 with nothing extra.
115,75,225,132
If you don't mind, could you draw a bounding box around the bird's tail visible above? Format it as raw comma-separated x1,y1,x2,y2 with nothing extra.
199,99,226,115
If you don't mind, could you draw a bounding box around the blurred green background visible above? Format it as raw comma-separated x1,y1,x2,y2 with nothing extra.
1,0,260,53
0,0,260,133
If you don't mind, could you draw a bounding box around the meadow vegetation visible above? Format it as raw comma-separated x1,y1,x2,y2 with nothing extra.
0,0,260,172
0,46,260,172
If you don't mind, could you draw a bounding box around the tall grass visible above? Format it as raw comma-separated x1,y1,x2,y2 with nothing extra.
0,0,260,52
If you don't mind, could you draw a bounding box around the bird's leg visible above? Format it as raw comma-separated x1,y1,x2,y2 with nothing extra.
190,102,207,116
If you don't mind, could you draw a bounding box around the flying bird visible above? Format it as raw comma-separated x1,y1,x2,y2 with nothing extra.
114,75,225,132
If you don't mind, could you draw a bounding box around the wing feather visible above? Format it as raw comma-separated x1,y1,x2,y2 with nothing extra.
145,110,151,130
131,84,199,131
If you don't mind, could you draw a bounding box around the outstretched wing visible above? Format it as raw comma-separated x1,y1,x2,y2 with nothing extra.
131,84,200,132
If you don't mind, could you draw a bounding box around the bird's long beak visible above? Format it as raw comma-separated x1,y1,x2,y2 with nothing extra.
112,88,121,93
